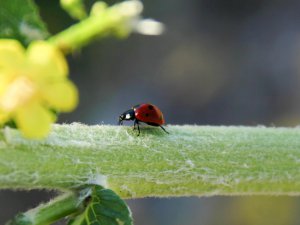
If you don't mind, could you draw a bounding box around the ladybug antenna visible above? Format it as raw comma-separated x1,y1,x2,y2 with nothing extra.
160,126,169,134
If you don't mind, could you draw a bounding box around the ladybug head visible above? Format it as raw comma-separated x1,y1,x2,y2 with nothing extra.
118,109,135,125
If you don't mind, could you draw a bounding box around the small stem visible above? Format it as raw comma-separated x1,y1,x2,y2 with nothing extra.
48,1,141,53
48,11,111,53
6,192,84,225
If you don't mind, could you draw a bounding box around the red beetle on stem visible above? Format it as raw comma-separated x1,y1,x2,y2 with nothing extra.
118,103,169,135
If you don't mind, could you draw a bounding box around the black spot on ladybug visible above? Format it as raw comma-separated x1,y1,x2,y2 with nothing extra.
145,113,149,117
148,105,154,110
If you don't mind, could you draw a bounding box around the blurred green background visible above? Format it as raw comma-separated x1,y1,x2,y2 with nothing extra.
1,0,300,224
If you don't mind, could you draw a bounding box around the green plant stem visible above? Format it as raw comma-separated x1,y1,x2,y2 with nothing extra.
6,192,83,225
48,1,134,53
1,124,300,197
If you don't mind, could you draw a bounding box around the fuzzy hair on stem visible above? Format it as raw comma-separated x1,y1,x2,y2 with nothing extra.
0,123,300,197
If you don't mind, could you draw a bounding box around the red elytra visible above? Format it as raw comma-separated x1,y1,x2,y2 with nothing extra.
118,103,168,135
133,103,165,126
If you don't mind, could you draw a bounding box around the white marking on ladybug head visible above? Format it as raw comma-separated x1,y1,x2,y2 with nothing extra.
126,114,131,119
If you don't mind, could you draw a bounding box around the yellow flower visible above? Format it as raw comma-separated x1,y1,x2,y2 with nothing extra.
0,39,78,138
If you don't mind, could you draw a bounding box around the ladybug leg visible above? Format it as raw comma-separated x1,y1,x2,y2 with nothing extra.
134,119,140,136
160,126,169,134
133,121,136,130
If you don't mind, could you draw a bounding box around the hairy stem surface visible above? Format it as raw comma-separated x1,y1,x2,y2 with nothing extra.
0,124,300,197
6,192,82,225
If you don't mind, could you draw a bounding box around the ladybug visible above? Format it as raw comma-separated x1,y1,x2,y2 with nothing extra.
118,103,169,135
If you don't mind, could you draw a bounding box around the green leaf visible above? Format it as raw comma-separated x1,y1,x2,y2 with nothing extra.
0,0,48,45
69,185,133,225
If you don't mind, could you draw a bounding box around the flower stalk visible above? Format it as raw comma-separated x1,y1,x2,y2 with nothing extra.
49,0,164,53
